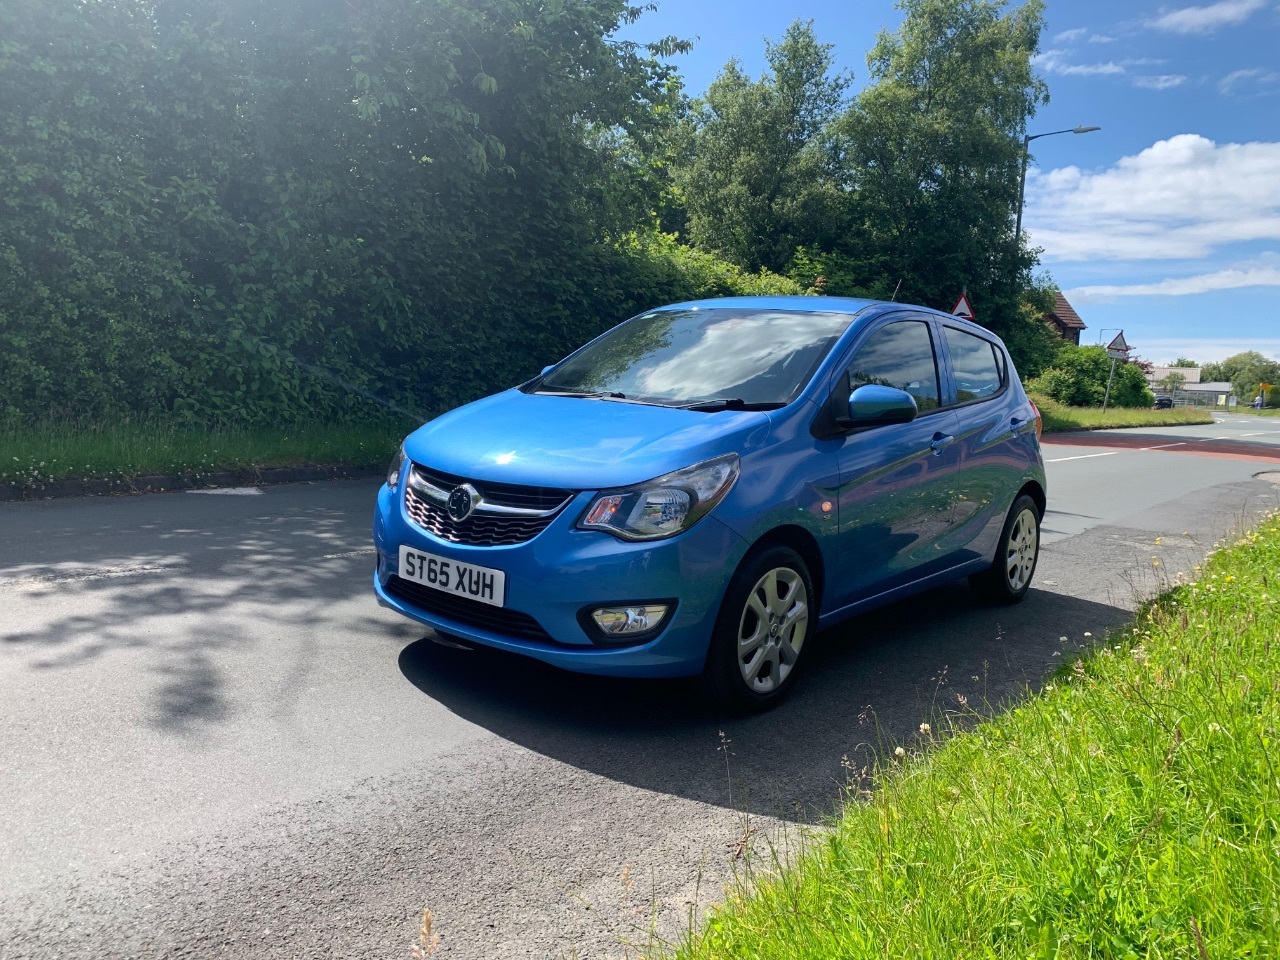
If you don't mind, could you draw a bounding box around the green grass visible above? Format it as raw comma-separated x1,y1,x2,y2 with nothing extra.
1030,393,1215,432
0,417,414,493
671,518,1280,960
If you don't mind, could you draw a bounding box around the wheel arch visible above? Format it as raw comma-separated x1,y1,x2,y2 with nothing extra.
738,523,827,613
1018,479,1046,520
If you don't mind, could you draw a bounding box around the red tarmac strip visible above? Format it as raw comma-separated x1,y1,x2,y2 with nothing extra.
1041,432,1280,463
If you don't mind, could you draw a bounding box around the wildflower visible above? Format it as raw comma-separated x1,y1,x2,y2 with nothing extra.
1208,723,1222,734
1083,631,1092,638
919,723,931,736
894,747,906,758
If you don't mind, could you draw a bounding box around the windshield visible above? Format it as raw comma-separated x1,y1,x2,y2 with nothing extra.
529,308,856,407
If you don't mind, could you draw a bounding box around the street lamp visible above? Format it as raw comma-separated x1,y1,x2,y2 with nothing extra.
1015,125,1101,246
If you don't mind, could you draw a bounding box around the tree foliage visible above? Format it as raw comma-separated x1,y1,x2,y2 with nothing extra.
669,1,1053,374
1,0,1122,425
1027,345,1153,409
673,21,852,273
1201,352,1280,405
0,0,766,423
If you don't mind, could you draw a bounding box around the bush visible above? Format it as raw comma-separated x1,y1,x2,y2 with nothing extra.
1025,345,1152,408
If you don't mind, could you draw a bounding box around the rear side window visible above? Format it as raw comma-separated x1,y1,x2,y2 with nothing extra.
944,327,1004,403
846,321,940,412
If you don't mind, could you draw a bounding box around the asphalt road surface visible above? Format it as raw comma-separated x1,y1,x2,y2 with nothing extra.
3,413,1279,959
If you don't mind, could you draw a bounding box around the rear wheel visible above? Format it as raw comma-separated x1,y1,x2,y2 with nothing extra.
703,545,814,712
970,494,1040,604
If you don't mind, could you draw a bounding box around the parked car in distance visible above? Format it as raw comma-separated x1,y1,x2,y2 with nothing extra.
1153,395,1174,409
373,297,1047,710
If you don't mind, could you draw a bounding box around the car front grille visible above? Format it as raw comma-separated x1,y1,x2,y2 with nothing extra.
384,575,554,644
403,464,575,547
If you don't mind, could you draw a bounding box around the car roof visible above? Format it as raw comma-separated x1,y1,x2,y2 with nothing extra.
654,296,1003,343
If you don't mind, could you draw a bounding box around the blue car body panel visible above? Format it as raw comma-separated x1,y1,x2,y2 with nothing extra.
372,296,1046,679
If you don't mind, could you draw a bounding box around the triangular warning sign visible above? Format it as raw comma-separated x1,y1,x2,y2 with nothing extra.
951,294,975,319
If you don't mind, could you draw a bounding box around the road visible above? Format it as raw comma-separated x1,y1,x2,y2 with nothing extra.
2,414,1278,959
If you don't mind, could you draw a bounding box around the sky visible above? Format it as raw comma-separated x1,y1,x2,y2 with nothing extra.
621,0,1280,366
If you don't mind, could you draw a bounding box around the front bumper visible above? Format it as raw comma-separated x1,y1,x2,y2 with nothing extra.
372,482,749,677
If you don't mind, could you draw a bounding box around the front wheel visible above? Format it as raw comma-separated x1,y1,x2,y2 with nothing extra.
703,545,815,712
969,494,1040,604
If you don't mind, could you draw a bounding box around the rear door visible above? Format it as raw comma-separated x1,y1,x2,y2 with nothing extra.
936,323,1031,563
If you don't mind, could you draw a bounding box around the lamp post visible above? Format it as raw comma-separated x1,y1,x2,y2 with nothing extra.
1015,125,1101,247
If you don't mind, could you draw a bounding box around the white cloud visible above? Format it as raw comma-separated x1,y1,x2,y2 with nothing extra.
1133,74,1187,89
1219,68,1280,93
1026,134,1280,261
1055,27,1089,41
1034,49,1125,76
1089,34,1116,43
1064,265,1280,302
1148,0,1268,34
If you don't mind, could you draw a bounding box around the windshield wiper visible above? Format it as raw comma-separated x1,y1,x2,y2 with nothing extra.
675,398,786,412
534,387,628,399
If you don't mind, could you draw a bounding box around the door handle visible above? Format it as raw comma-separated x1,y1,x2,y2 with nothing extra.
1011,416,1029,432
930,433,955,455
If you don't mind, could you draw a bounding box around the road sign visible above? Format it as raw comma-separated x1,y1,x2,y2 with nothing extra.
951,294,975,319
1106,330,1130,360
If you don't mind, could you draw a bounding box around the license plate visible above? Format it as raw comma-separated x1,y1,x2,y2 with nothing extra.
398,545,506,608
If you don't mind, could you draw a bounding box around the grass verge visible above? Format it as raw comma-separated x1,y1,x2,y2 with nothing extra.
0,417,414,494
1030,393,1215,432
671,518,1280,959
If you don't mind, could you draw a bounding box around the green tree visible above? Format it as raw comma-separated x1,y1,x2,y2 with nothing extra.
833,0,1049,341
1027,344,1152,408
1201,351,1280,405
673,20,852,273
1170,357,1198,368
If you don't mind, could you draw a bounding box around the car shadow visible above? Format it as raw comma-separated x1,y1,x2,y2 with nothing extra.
399,582,1130,823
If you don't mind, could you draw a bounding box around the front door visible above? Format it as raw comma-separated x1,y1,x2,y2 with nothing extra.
831,319,962,608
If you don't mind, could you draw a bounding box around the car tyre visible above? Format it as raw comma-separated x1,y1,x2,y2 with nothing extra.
970,494,1040,604
703,545,815,713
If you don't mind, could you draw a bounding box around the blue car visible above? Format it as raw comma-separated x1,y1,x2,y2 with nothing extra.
373,296,1046,710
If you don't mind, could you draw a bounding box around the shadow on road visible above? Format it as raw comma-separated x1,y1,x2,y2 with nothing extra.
0,482,384,733
399,582,1129,822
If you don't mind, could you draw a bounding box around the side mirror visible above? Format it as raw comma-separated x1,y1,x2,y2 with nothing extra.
540,364,555,376
838,384,918,428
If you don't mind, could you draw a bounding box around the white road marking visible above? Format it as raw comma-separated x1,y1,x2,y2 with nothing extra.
1141,442,1186,450
186,487,264,495
1046,451,1120,462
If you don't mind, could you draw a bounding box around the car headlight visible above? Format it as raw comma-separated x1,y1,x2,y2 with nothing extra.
578,454,739,541
386,443,407,490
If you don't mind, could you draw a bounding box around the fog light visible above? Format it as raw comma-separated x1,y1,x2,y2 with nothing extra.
590,604,670,637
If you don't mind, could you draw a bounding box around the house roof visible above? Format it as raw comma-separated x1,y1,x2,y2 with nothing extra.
1048,292,1087,331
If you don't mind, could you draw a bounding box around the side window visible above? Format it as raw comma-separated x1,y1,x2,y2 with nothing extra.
944,327,1004,403
846,321,940,412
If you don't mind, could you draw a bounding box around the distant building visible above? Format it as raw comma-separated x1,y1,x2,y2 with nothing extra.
1148,366,1202,387
1145,365,1237,406
1045,292,1086,345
